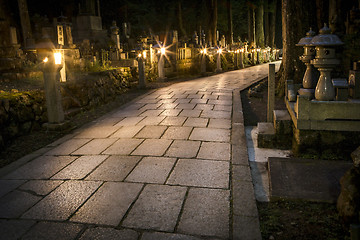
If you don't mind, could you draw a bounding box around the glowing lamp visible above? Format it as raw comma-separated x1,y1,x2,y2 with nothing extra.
54,52,62,65
160,47,166,55
142,51,147,59
43,57,49,63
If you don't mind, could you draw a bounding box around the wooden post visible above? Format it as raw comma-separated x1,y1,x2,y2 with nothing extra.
267,64,275,122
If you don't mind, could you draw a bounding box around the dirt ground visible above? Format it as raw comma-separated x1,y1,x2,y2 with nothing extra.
241,80,350,240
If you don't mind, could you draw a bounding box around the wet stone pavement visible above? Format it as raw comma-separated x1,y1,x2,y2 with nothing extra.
0,62,280,240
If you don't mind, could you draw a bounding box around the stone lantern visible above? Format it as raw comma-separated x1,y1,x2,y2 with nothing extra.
296,28,317,98
310,24,343,101
36,35,65,128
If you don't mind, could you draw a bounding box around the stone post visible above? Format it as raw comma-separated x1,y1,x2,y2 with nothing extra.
138,55,146,88
201,52,206,74
216,50,222,73
41,54,65,128
158,54,166,80
234,50,239,69
239,49,244,69
267,64,275,122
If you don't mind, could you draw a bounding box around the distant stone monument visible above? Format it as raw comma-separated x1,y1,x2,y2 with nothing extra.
73,0,107,44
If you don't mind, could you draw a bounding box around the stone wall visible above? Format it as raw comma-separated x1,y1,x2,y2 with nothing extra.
0,69,134,150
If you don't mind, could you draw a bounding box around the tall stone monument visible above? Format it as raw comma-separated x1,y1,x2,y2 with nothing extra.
73,0,107,44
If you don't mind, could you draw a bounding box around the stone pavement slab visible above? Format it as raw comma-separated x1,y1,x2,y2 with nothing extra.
167,159,229,188
72,138,117,155
21,222,83,240
19,180,63,196
3,155,77,180
51,155,108,180
141,232,202,240
177,188,230,238
86,156,141,181
122,184,187,231
102,139,143,155
134,125,167,139
197,142,231,161
161,126,193,140
126,157,176,184
79,227,139,240
0,191,42,218
45,138,91,155
0,180,26,198
165,140,201,158
131,139,172,156
189,128,230,142
0,219,36,240
71,182,143,226
110,126,144,138
22,180,101,221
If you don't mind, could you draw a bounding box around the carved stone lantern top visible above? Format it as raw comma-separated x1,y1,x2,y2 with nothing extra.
309,24,343,46
296,28,316,46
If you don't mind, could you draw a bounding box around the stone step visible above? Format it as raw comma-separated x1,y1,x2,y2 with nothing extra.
257,122,276,148
273,110,292,135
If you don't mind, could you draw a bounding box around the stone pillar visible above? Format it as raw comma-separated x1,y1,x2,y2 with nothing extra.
138,56,146,88
17,0,32,47
201,53,206,74
239,49,244,69
42,55,65,124
216,50,222,73
267,64,275,122
158,54,165,80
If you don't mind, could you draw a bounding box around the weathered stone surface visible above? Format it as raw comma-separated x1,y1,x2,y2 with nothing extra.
19,180,63,196
0,219,36,240
233,215,262,240
134,125,167,139
167,159,229,189
0,191,42,218
0,179,26,198
52,155,108,179
21,222,83,240
189,128,230,142
126,157,176,184
131,139,172,156
122,184,186,231
183,117,208,127
102,139,143,155
232,181,258,217
178,188,230,238
22,180,101,221
72,138,117,155
115,117,145,127
141,232,201,240
166,140,201,158
200,110,231,119
162,126,192,140
137,116,166,126
79,227,139,240
197,142,231,161
110,126,144,138
75,125,120,138
160,116,187,126
71,182,143,225
4,155,77,180
86,156,141,181
208,118,231,129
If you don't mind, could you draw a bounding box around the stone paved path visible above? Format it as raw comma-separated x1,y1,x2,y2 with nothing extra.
0,62,280,240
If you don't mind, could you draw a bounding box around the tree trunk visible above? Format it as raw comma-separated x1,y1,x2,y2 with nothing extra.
177,1,187,38
269,0,277,48
264,0,270,46
279,0,307,95
256,0,265,47
247,2,256,46
205,0,217,46
226,0,233,45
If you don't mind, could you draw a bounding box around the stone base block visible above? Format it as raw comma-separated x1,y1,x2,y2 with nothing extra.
257,122,276,148
43,121,71,131
273,110,292,135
